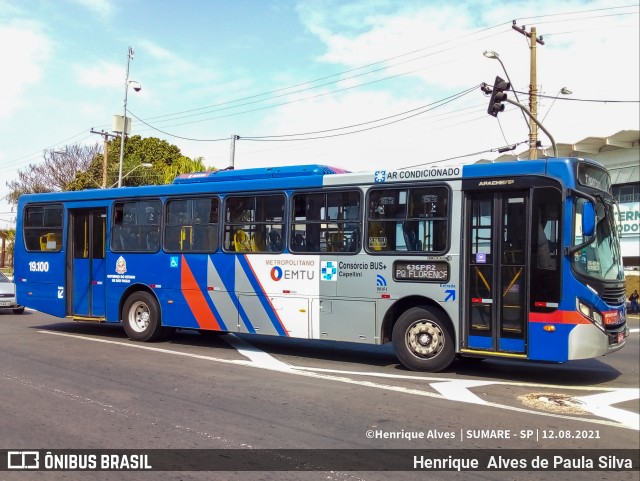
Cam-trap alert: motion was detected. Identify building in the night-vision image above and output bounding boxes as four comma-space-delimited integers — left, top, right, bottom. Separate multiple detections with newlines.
491, 130, 640, 268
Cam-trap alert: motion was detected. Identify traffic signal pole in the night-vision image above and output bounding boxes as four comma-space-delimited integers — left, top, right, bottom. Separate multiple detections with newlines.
481, 82, 557, 157
503, 97, 557, 157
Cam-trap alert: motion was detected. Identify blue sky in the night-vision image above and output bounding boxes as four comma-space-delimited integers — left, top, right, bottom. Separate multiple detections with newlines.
1, 0, 639, 228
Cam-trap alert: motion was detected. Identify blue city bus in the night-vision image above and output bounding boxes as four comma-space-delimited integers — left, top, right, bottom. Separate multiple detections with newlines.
14, 157, 628, 371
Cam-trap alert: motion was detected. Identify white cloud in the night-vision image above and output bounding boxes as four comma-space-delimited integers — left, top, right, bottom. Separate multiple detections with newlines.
70, 0, 113, 17
74, 61, 124, 89
0, 20, 53, 119
284, 0, 640, 167
138, 39, 218, 83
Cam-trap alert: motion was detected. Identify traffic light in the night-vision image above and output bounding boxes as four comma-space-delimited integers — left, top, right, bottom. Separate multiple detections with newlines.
487, 76, 511, 117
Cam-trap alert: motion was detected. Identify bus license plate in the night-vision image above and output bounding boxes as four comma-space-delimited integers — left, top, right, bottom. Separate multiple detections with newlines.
0, 301, 10, 307
617, 332, 624, 344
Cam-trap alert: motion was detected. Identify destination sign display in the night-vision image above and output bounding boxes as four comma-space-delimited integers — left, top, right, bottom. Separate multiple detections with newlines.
393, 260, 449, 283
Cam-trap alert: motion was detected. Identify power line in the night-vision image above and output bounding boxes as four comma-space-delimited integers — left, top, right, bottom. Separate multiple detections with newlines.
510, 90, 639, 103
516, 4, 638, 22
241, 86, 478, 142
399, 140, 529, 169
131, 37, 501, 136
0, 130, 94, 173
5, 6, 638, 169
137, 85, 477, 144
140, 23, 512, 124
127, 112, 230, 142
142, 6, 638, 126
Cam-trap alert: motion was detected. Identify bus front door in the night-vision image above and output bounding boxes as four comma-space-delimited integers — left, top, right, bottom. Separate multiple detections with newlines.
68, 209, 107, 318
464, 192, 528, 355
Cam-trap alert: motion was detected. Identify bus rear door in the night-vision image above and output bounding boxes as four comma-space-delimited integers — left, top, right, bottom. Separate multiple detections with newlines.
67, 209, 107, 318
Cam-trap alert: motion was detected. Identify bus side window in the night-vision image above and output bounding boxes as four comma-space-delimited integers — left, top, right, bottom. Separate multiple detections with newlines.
23, 205, 64, 252
367, 186, 448, 254
224, 194, 285, 253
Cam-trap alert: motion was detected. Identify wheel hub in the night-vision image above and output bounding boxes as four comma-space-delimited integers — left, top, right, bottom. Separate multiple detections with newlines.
407, 321, 443, 358
417, 333, 431, 346
129, 301, 150, 332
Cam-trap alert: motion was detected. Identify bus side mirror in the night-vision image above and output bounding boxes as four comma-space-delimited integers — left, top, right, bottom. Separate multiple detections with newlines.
582, 201, 596, 237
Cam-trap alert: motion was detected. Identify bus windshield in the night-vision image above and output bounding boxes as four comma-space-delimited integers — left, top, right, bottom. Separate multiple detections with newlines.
572, 196, 624, 281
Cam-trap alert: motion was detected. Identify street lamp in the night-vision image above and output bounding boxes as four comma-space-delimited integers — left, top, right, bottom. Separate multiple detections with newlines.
110, 163, 152, 188
541, 87, 572, 123
116, 46, 142, 188
483, 50, 530, 129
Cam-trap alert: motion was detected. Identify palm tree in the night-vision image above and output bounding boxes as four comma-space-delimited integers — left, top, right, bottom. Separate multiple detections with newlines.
0, 229, 15, 269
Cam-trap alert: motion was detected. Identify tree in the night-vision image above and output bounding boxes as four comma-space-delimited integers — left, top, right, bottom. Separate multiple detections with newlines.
6, 144, 101, 203
69, 135, 213, 190
0, 229, 15, 268
161, 156, 208, 184
7, 136, 215, 202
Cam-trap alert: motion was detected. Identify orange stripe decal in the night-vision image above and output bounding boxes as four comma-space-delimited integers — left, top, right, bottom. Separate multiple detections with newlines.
181, 255, 220, 330
529, 311, 591, 325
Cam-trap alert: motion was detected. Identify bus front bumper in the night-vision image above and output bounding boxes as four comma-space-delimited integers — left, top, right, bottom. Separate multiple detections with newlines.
568, 323, 628, 360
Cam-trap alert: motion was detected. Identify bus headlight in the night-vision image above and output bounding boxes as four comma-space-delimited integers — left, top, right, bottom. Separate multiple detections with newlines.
592, 311, 603, 325
576, 298, 603, 326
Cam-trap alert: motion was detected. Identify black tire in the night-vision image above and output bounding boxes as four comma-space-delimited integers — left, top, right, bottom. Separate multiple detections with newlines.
392, 306, 455, 372
13, 306, 25, 314
122, 291, 165, 342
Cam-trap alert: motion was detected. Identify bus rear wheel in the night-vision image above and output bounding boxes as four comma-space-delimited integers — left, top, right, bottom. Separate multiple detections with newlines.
122, 291, 165, 342
393, 306, 454, 372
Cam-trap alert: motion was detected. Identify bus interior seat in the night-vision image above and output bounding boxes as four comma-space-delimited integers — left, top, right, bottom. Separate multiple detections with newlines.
252, 230, 266, 252
234, 229, 252, 252
39, 232, 60, 251
346, 227, 360, 252
267, 230, 283, 251
145, 230, 159, 250
403, 228, 422, 251
292, 233, 305, 250
327, 232, 343, 252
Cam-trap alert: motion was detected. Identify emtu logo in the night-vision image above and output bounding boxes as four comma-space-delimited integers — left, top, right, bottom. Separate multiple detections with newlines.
270, 266, 283, 281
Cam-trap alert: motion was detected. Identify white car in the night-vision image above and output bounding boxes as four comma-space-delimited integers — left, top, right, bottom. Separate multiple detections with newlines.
0, 271, 24, 314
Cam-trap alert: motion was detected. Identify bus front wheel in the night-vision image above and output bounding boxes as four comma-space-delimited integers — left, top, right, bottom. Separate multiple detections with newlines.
392, 306, 455, 372
122, 291, 165, 342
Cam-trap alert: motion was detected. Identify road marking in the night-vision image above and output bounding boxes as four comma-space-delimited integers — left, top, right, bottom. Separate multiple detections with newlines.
38, 330, 639, 430
573, 389, 640, 430
430, 380, 495, 405
223, 333, 293, 372
292, 366, 628, 392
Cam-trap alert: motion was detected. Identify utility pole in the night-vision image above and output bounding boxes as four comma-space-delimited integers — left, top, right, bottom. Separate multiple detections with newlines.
90, 129, 117, 188
512, 22, 545, 159
229, 135, 239, 170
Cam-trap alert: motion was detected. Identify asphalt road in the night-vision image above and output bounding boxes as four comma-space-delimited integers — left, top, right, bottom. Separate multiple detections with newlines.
0, 310, 638, 481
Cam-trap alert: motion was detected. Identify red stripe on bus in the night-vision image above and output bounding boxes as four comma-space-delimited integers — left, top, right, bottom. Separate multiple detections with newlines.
529, 311, 591, 325
181, 255, 220, 330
